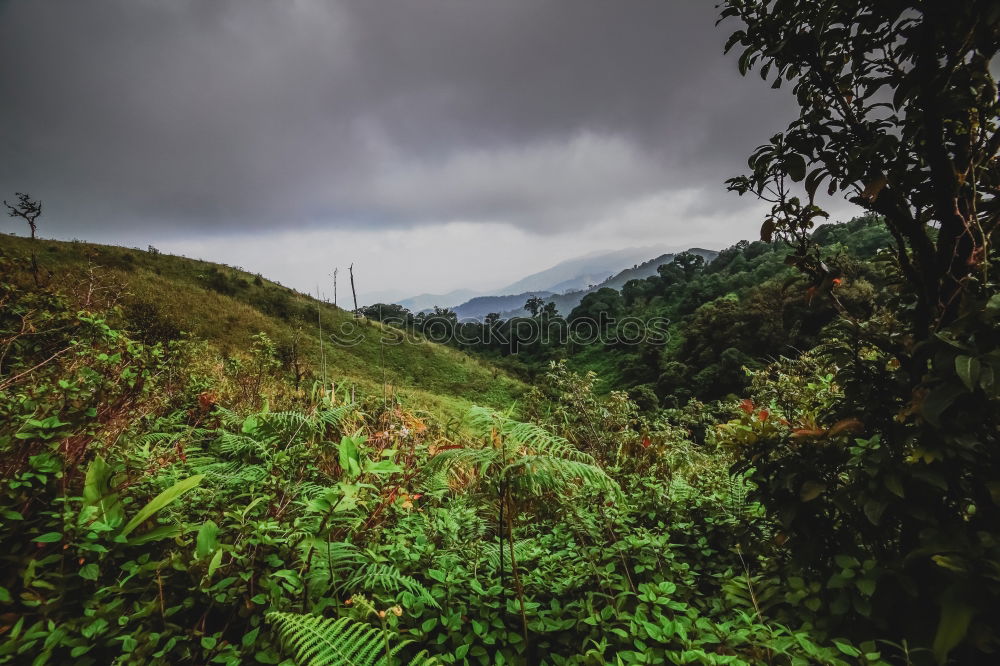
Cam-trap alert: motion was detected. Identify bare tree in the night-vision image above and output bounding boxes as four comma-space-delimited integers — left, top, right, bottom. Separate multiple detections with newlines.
4, 192, 43, 284
331, 267, 338, 308
349, 263, 358, 315
4, 192, 42, 239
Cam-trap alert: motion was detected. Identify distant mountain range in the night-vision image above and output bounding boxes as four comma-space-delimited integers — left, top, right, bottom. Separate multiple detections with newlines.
450, 248, 718, 320
394, 246, 718, 321
394, 247, 667, 313
495, 246, 670, 295
396, 289, 481, 313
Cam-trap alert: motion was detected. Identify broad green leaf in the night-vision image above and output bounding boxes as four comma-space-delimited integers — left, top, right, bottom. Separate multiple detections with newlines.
955, 355, 980, 392
242, 627, 260, 648
127, 524, 183, 545
785, 153, 807, 182
208, 548, 224, 580
856, 577, 876, 596
863, 499, 887, 525
364, 459, 403, 476
120, 475, 204, 537
196, 520, 220, 558
833, 641, 861, 657
884, 474, 905, 498
82, 456, 123, 528
933, 594, 974, 664
979, 364, 995, 394
834, 554, 860, 569
921, 383, 965, 427
338, 437, 360, 479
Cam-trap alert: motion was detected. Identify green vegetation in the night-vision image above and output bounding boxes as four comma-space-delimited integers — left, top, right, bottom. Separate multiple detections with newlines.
1, 0, 998, 664
0, 234, 522, 420
0, 259, 883, 663
362, 216, 893, 403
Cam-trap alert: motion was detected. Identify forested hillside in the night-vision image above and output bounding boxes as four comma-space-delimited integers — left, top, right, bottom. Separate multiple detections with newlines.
362, 216, 890, 400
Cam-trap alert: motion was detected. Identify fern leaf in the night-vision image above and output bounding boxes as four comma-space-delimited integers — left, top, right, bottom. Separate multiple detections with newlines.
342, 564, 439, 609
317, 404, 357, 430
506, 456, 623, 500
267, 612, 410, 666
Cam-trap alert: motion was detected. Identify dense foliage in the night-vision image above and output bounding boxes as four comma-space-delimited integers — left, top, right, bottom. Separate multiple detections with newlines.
2, 1, 997, 664
2, 253, 893, 664
365, 216, 892, 404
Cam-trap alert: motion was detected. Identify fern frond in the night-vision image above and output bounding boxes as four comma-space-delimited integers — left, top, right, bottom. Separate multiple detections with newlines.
266, 612, 434, 666
419, 467, 454, 497
317, 404, 357, 430
217, 431, 275, 458
193, 460, 268, 485
506, 456, 623, 500
263, 410, 319, 439
298, 482, 331, 500
342, 564, 439, 609
135, 431, 186, 447
214, 406, 245, 430
481, 538, 538, 571
724, 474, 752, 518
501, 420, 595, 463
422, 500, 487, 547
721, 572, 782, 617
299, 540, 366, 571
466, 407, 593, 462
668, 477, 697, 504
302, 541, 366, 593
424, 447, 500, 483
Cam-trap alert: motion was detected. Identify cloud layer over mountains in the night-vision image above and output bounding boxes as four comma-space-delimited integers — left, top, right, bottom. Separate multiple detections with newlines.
1, 0, 793, 235
0, 1, 838, 296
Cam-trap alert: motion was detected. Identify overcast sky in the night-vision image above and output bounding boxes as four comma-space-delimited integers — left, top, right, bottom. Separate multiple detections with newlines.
0, 0, 855, 302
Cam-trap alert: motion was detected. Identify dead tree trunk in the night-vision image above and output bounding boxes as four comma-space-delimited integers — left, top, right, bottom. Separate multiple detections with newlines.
349, 263, 358, 315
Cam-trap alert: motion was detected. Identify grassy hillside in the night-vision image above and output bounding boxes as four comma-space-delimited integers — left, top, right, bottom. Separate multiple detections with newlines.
0, 233, 523, 418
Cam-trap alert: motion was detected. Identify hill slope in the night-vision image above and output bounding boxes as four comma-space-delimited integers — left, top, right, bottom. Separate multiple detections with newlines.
0, 234, 523, 417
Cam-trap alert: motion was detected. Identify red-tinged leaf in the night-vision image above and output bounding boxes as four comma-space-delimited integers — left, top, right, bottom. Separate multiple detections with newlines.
828, 418, 864, 437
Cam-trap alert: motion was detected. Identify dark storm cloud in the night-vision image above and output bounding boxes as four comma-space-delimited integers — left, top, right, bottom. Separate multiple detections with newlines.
0, 0, 793, 238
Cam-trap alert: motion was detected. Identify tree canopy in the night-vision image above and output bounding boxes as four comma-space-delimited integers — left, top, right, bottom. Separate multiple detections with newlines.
721, 0, 1000, 332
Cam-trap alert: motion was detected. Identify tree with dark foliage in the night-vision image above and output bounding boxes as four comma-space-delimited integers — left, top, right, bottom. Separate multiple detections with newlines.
721, 1, 1000, 661
722, 0, 999, 334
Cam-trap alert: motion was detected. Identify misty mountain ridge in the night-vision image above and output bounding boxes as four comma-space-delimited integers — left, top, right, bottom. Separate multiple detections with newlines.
496, 246, 670, 295
449, 247, 718, 321
394, 246, 675, 313
396, 288, 482, 312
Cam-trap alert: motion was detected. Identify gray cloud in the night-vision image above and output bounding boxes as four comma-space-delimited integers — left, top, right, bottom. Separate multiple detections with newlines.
0, 0, 795, 239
